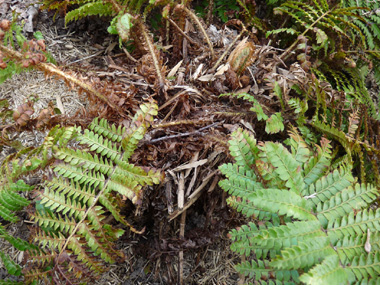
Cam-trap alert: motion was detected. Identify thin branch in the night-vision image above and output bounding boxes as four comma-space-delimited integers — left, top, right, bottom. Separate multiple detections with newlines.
168, 18, 199, 47
137, 19, 166, 90
147, 122, 220, 143
122, 47, 137, 62
169, 170, 218, 221
182, 6, 215, 59
0, 44, 117, 109
152, 118, 213, 129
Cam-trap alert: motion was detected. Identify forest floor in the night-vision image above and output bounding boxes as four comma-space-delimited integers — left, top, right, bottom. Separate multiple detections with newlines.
0, 0, 253, 284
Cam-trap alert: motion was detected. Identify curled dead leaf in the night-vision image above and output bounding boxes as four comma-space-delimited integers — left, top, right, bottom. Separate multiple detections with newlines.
227, 37, 256, 74
13, 101, 34, 126
36, 39, 46, 51
36, 108, 52, 129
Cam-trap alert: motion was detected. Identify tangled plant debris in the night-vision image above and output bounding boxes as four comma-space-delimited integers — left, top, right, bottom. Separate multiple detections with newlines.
0, 0, 380, 284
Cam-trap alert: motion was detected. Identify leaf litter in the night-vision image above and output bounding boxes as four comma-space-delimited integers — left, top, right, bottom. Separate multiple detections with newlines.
0, 1, 327, 284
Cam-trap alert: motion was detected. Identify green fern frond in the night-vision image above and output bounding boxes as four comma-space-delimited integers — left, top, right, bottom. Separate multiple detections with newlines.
26, 102, 162, 283
299, 254, 347, 284
0, 127, 70, 279
266, 27, 299, 37
65, 2, 115, 24
122, 101, 158, 160
265, 112, 285, 134
302, 137, 332, 187
220, 127, 380, 283
287, 128, 311, 164
346, 253, 380, 281
236, 259, 300, 282
79, 130, 122, 160
262, 142, 304, 194
219, 163, 262, 196
303, 167, 355, 206
228, 128, 259, 170
316, 184, 378, 227
271, 237, 336, 270
0, 252, 21, 276
230, 238, 279, 258
229, 222, 259, 242
311, 120, 354, 156
328, 209, 380, 241
253, 220, 324, 251
89, 117, 125, 142
226, 196, 275, 221
248, 188, 316, 221
336, 233, 380, 264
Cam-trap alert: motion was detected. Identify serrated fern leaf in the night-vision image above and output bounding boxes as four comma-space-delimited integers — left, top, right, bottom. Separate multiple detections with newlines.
336, 233, 380, 265
311, 120, 354, 156
253, 220, 324, 251
248, 188, 316, 221
228, 128, 259, 170
271, 237, 336, 270
221, 125, 380, 283
0, 252, 21, 276
219, 163, 262, 197
328, 209, 380, 241
46, 177, 96, 206
122, 102, 158, 160
236, 259, 299, 282
226, 196, 275, 221
304, 167, 354, 206
53, 164, 105, 189
346, 253, 380, 281
287, 128, 311, 164
79, 130, 122, 160
299, 254, 347, 284
54, 148, 113, 175
88, 117, 125, 143
265, 112, 285, 134
263, 142, 304, 194
229, 222, 259, 242
65, 2, 115, 24
317, 184, 378, 227
302, 137, 332, 187
27, 102, 162, 283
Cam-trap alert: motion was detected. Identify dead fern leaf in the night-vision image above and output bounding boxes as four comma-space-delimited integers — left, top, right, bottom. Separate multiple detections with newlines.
13, 101, 34, 127
227, 38, 255, 74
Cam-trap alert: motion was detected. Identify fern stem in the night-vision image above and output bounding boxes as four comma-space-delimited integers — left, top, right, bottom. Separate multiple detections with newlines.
182, 6, 215, 59
106, 0, 122, 13
280, 9, 331, 61
137, 19, 166, 91
0, 44, 117, 109
122, 47, 137, 62
152, 118, 213, 128
168, 18, 199, 47
206, 0, 214, 25
178, 211, 186, 285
